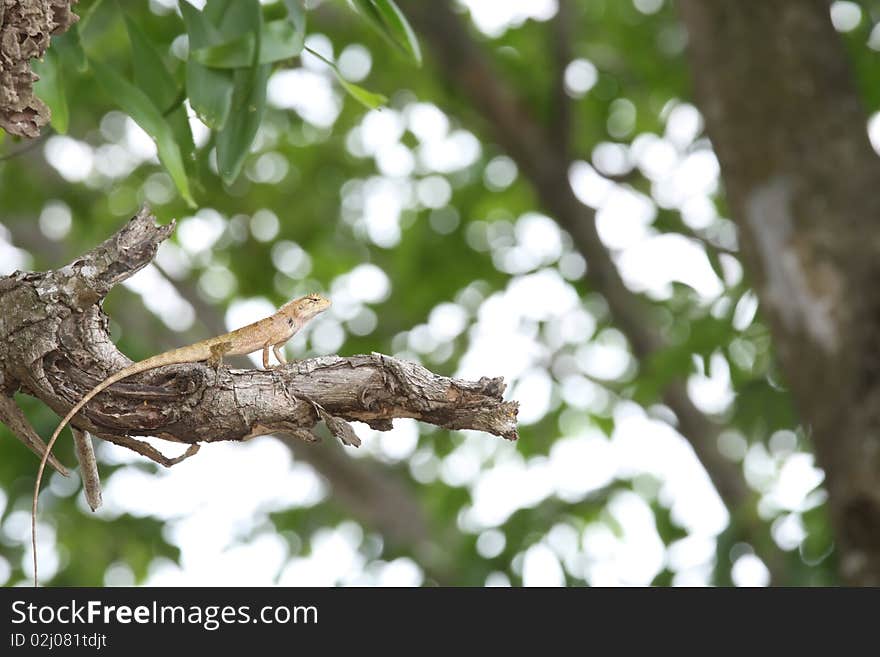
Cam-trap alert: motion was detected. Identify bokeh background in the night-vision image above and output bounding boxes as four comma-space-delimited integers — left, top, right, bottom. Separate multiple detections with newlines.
2, 0, 876, 586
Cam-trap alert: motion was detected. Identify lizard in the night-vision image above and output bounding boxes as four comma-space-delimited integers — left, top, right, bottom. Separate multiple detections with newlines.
31, 292, 331, 586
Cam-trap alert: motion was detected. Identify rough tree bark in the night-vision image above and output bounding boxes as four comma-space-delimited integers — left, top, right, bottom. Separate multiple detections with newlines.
0, 0, 77, 137
407, 0, 788, 581
678, 0, 880, 585
0, 208, 518, 504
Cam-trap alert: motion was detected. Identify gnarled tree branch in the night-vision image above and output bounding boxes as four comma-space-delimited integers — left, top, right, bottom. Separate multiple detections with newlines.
0, 208, 518, 481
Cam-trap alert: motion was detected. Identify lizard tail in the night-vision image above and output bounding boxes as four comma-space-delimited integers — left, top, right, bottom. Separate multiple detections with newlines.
31, 358, 164, 587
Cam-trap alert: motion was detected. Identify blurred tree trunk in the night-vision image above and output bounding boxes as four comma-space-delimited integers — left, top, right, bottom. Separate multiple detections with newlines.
679, 0, 880, 585
408, 0, 790, 583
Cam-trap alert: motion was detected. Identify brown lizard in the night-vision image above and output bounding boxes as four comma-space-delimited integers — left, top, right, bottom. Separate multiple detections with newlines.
32, 292, 331, 586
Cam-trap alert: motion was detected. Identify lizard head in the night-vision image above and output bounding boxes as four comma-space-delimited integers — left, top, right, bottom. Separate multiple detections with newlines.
280, 293, 331, 328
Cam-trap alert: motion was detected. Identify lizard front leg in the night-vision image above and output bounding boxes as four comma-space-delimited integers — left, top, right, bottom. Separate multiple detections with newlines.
273, 344, 287, 367
262, 345, 271, 369
208, 341, 232, 371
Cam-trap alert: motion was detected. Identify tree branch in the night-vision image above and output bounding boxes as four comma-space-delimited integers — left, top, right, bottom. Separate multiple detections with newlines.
0, 207, 517, 469
150, 260, 445, 568
549, 0, 573, 156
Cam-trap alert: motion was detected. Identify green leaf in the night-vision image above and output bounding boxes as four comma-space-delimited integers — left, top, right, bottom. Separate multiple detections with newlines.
215, 63, 270, 185
123, 15, 195, 171
207, 0, 261, 40
180, 0, 224, 50
348, 0, 421, 66
192, 19, 304, 68
282, 0, 307, 43
304, 46, 387, 110
180, 1, 234, 129
89, 57, 195, 207
52, 28, 87, 73
186, 61, 235, 129
123, 15, 179, 112
167, 104, 197, 174
213, 0, 266, 185
78, 0, 110, 39
33, 49, 68, 134
371, 0, 421, 66
338, 77, 388, 110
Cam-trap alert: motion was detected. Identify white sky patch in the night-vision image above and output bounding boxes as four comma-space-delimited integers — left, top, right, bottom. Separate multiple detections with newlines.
507, 269, 579, 321
122, 263, 195, 332
310, 317, 345, 355
593, 142, 632, 177
374, 419, 420, 462
564, 58, 598, 98
359, 109, 406, 156
457, 269, 576, 381
493, 213, 564, 275
458, 0, 558, 38
511, 368, 554, 424
343, 263, 391, 304
664, 103, 704, 149
868, 112, 880, 154
267, 69, 341, 128
301, 34, 334, 71
147, 532, 288, 586
466, 454, 556, 528
631, 133, 679, 181
279, 523, 366, 586
177, 208, 227, 256
271, 241, 312, 279
44, 136, 95, 182
358, 176, 411, 248
418, 130, 481, 174
522, 543, 565, 586
93, 143, 141, 179
617, 233, 724, 301
731, 553, 770, 587
338, 43, 372, 82
582, 491, 666, 585
185, 99, 211, 148
687, 351, 735, 415
377, 143, 416, 178
575, 329, 633, 381
612, 405, 728, 536
484, 155, 518, 190
595, 187, 656, 250
406, 102, 450, 143
549, 432, 616, 500
0, 230, 31, 274
428, 302, 468, 341
250, 209, 280, 242
121, 117, 158, 163
569, 161, 615, 208
95, 438, 328, 585
763, 453, 825, 513
666, 534, 716, 573
830, 1, 862, 32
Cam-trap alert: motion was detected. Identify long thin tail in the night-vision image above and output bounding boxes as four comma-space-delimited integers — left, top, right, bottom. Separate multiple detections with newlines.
31, 356, 167, 586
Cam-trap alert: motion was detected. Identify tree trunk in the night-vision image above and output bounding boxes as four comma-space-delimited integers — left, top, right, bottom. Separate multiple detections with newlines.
679, 0, 880, 585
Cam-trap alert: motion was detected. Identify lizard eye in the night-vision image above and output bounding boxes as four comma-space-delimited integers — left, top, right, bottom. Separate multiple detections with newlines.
287, 317, 294, 327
